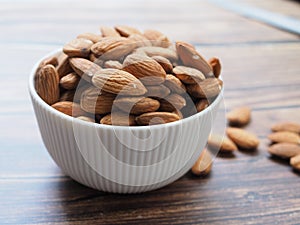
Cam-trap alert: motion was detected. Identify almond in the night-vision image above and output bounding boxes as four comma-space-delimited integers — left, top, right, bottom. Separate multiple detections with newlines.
114, 97, 160, 115
208, 57, 221, 78
176, 41, 213, 77
143, 29, 171, 48
290, 154, 300, 171
135, 46, 178, 62
271, 122, 300, 134
187, 78, 221, 98
115, 25, 142, 37
69, 58, 102, 82
191, 148, 212, 176
76, 116, 95, 123
92, 68, 147, 95
100, 112, 136, 126
208, 134, 238, 152
268, 143, 300, 159
146, 84, 171, 98
100, 26, 121, 37
56, 52, 73, 78
128, 34, 152, 47
164, 74, 186, 94
195, 99, 209, 112
35, 64, 60, 105
104, 60, 123, 69
80, 87, 116, 114
37, 56, 58, 73
60, 90, 75, 102
59, 72, 80, 90
159, 94, 186, 111
268, 131, 300, 144
151, 56, 173, 73
136, 112, 180, 125
77, 33, 102, 43
51, 101, 85, 117
123, 54, 166, 85
226, 127, 260, 150
226, 106, 251, 127
63, 38, 93, 57
173, 66, 205, 84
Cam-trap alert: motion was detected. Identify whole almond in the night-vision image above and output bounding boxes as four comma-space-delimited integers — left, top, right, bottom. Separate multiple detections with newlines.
271, 122, 300, 134
115, 25, 142, 37
191, 149, 212, 176
134, 46, 178, 62
100, 26, 121, 37
173, 66, 205, 84
35, 64, 60, 105
128, 34, 152, 47
187, 78, 221, 98
268, 131, 300, 144
159, 94, 186, 111
92, 68, 147, 95
51, 101, 85, 117
114, 97, 160, 115
176, 41, 213, 77
63, 38, 93, 57
123, 54, 166, 85
100, 112, 136, 126
80, 87, 116, 114
56, 52, 73, 78
143, 29, 171, 47
136, 112, 180, 125
268, 143, 300, 159
76, 116, 95, 123
59, 72, 80, 90
195, 99, 209, 112
226, 127, 260, 150
77, 33, 102, 43
151, 56, 173, 73
146, 84, 171, 98
290, 154, 300, 171
69, 58, 102, 82
226, 106, 251, 127
104, 60, 123, 69
208, 134, 238, 152
36, 56, 58, 73
208, 57, 222, 78
164, 74, 186, 94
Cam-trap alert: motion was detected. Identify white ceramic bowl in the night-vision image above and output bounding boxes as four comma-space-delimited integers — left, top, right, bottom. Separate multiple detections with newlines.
29, 49, 223, 193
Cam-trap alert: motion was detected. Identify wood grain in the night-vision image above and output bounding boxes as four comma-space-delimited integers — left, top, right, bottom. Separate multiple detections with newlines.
1, 0, 300, 224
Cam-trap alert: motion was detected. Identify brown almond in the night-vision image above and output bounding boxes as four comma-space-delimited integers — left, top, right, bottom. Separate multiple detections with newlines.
226, 106, 251, 127
100, 26, 121, 37
59, 72, 80, 90
35, 64, 60, 105
36, 56, 58, 73
76, 116, 95, 123
208, 57, 222, 78
59, 90, 75, 102
128, 34, 152, 47
164, 74, 186, 94
104, 60, 123, 69
187, 78, 221, 98
271, 122, 300, 134
268, 131, 300, 144
172, 109, 183, 119
159, 94, 186, 111
63, 38, 93, 57
268, 143, 300, 159
100, 112, 136, 126
69, 58, 102, 82
92, 68, 147, 96
136, 112, 180, 125
77, 33, 102, 43
51, 101, 85, 117
80, 87, 115, 114
135, 46, 178, 62
56, 52, 73, 78
114, 97, 160, 115
208, 134, 238, 152
146, 84, 171, 98
191, 149, 212, 176
151, 56, 173, 73
115, 25, 142, 37
290, 154, 300, 171
173, 66, 205, 84
143, 29, 171, 48
176, 41, 213, 77
195, 99, 209, 112
123, 54, 166, 85
226, 127, 260, 150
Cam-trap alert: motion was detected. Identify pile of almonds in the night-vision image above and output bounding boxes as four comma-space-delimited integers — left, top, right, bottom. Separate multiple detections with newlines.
35, 25, 223, 126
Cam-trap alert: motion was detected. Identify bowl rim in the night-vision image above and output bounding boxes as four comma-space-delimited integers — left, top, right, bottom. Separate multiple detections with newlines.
29, 48, 224, 131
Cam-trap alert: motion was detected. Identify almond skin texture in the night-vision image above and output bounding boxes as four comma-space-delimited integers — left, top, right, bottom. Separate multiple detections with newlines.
195, 99, 209, 112
134, 46, 178, 62
56, 52, 73, 78
114, 97, 160, 115
59, 72, 80, 90
173, 66, 205, 84
268, 131, 300, 144
151, 56, 173, 73
51, 101, 85, 117
208, 57, 222, 78
123, 54, 166, 85
290, 154, 300, 171
100, 113, 136, 126
115, 25, 142, 37
100, 26, 121, 37
191, 149, 212, 176
63, 38, 93, 57
146, 84, 171, 98
159, 94, 186, 112
128, 34, 152, 47
104, 60, 123, 69
136, 112, 180, 125
227, 106, 251, 127
268, 143, 300, 159
164, 74, 186, 94
226, 127, 260, 150
77, 33, 102, 43
92, 68, 147, 96
271, 122, 300, 134
35, 64, 60, 105
208, 135, 238, 152
143, 29, 171, 47
176, 41, 213, 77
69, 58, 102, 82
187, 78, 221, 98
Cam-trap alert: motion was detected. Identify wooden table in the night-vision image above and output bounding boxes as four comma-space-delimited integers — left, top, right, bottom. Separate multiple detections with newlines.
1, 0, 300, 224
